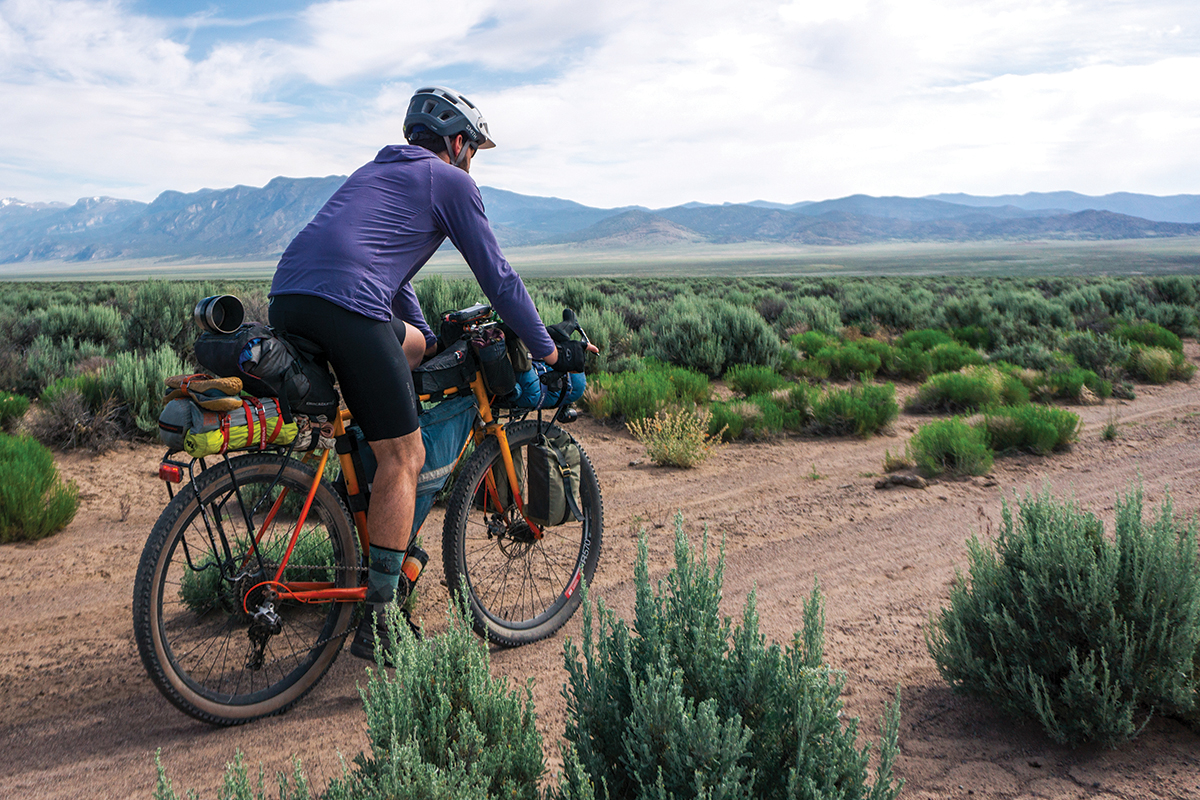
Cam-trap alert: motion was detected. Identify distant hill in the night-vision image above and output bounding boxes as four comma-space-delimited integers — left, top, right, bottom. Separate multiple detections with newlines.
1, 180, 1198, 264
925, 191, 1200, 224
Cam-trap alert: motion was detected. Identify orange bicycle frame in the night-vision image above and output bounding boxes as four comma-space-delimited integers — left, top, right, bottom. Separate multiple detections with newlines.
254, 367, 538, 605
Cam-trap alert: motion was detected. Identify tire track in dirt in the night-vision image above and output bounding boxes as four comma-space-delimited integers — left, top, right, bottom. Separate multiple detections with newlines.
3, 379, 1200, 798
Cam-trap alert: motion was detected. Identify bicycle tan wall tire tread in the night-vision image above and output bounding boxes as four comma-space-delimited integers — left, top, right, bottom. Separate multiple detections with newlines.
132, 454, 358, 726
442, 420, 603, 646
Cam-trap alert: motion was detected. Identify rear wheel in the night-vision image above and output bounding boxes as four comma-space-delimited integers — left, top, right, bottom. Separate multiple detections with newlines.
133, 454, 358, 725
442, 420, 603, 646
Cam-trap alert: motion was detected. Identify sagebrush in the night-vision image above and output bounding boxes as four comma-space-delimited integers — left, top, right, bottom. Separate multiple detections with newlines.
928, 485, 1200, 746
557, 515, 902, 800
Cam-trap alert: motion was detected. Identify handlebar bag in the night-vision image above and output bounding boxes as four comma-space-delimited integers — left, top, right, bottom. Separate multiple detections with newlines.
413, 340, 473, 396
158, 396, 298, 457
526, 429, 583, 527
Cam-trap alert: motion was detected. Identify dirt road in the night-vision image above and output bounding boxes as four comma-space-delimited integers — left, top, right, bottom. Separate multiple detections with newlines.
2, 371, 1200, 799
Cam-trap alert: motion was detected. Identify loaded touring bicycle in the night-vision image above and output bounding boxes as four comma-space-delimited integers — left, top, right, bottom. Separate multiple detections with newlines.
134, 296, 603, 725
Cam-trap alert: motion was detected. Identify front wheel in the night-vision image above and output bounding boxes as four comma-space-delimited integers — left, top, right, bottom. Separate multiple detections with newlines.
443, 420, 603, 646
133, 453, 359, 725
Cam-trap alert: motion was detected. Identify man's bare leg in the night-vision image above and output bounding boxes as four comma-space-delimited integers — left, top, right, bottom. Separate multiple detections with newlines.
350, 426, 425, 660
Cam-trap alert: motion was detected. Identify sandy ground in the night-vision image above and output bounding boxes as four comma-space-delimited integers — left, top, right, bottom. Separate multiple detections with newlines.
3, 358, 1200, 799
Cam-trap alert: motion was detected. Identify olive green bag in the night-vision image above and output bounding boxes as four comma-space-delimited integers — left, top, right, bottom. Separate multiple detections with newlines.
526, 429, 583, 527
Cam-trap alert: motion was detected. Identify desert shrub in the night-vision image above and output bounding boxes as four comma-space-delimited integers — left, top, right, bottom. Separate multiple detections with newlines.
155, 595, 545, 799
882, 449, 914, 473
22, 334, 110, 394
99, 344, 185, 435
776, 295, 842, 335
906, 418, 993, 477
627, 407, 724, 468
40, 373, 105, 409
707, 401, 747, 441
124, 280, 211, 360
0, 391, 29, 430
808, 382, 898, 438
725, 363, 786, 396
557, 518, 902, 800
977, 405, 1080, 455
414, 275, 482, 329
179, 530, 338, 614
853, 337, 895, 371
810, 343, 882, 380
1151, 275, 1199, 307
30, 389, 120, 452
648, 296, 781, 376
907, 365, 1028, 414
889, 344, 933, 381
30, 303, 123, 348
842, 282, 933, 331
1131, 301, 1199, 338
791, 330, 836, 356
708, 395, 785, 442
952, 325, 992, 350
577, 306, 638, 374
653, 362, 711, 404
586, 364, 708, 422
987, 341, 1069, 372
1112, 321, 1182, 353
927, 486, 1200, 746
1123, 345, 1190, 386
1041, 367, 1112, 402
1061, 331, 1131, 379
0, 434, 79, 542
927, 342, 984, 374
896, 328, 954, 351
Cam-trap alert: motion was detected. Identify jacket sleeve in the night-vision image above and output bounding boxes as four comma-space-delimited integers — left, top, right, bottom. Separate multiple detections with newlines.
430, 169, 556, 360
391, 282, 437, 348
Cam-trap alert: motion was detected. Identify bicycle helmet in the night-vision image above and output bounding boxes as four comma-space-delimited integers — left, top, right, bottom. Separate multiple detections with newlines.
404, 86, 497, 151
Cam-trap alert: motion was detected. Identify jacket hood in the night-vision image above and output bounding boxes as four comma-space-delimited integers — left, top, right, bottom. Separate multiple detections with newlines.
374, 144, 439, 164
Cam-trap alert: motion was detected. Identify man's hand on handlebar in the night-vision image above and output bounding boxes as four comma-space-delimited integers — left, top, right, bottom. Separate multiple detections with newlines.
542, 308, 598, 373
546, 340, 595, 373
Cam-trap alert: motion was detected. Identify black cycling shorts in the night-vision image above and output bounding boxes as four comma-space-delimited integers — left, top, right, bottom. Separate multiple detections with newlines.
268, 293, 420, 441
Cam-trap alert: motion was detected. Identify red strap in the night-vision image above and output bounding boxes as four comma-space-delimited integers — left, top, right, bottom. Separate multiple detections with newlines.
242, 400, 256, 449
266, 398, 284, 443
219, 415, 231, 454
253, 399, 268, 449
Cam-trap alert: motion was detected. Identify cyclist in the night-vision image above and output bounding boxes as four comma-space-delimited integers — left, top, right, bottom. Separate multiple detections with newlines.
267, 85, 592, 662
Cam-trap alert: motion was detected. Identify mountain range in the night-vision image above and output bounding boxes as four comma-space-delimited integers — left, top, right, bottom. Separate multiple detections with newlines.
2, 181, 1198, 264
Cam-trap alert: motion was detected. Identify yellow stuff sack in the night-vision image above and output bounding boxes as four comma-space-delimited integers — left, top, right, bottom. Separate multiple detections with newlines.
160, 396, 297, 457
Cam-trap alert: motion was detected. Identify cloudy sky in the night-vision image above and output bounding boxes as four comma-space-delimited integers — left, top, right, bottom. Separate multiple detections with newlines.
2, 0, 1198, 208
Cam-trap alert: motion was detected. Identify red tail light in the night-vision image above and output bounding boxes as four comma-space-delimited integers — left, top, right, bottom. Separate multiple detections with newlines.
158, 463, 183, 483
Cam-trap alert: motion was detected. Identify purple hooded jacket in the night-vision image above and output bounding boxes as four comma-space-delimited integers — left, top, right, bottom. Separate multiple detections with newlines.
270, 145, 554, 359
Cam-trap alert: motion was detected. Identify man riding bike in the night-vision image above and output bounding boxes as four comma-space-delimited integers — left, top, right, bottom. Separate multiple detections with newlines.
268, 85, 592, 662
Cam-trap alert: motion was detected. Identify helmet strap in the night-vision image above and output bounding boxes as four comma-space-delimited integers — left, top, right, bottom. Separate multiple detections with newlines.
444, 135, 472, 168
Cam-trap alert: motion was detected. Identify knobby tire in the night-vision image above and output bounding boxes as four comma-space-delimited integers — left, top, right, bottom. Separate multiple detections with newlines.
133, 453, 358, 726
442, 420, 603, 646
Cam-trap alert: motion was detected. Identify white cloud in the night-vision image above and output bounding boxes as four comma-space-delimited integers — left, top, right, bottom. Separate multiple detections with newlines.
1, 0, 1199, 206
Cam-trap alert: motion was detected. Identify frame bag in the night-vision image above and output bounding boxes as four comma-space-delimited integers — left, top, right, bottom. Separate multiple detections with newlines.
335, 395, 477, 536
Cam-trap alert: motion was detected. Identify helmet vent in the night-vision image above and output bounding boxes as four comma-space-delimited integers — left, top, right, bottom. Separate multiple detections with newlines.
438, 111, 455, 121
